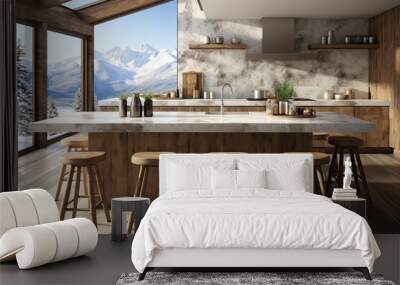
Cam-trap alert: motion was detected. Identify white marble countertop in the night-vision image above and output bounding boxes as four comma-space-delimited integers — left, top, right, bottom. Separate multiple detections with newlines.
30, 111, 375, 133
98, 98, 389, 107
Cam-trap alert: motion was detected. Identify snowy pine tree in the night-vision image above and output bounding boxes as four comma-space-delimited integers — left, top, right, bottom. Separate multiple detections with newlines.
74, 88, 82, 112
47, 100, 59, 118
16, 39, 33, 135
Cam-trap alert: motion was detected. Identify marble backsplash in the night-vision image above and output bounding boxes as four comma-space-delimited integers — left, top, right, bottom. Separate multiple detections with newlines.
178, 0, 370, 99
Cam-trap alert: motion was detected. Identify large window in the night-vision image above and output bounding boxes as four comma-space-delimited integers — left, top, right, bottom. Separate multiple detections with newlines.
47, 31, 82, 138
94, 0, 177, 106
16, 24, 34, 151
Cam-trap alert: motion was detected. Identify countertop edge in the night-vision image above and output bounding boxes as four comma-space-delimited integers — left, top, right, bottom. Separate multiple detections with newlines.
97, 98, 390, 107
30, 111, 375, 133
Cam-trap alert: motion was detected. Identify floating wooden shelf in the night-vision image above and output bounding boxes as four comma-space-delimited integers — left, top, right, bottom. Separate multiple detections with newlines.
189, 43, 247, 50
308, 44, 379, 50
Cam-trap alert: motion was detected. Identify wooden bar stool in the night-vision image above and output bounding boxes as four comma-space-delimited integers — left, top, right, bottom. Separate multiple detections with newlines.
313, 152, 330, 196
130, 152, 173, 198
286, 152, 330, 196
325, 136, 371, 202
59, 151, 111, 227
55, 136, 89, 201
127, 152, 171, 234
312, 132, 329, 148
61, 136, 89, 151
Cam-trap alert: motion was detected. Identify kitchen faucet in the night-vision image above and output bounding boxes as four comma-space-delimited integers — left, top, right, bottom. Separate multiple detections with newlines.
221, 83, 233, 115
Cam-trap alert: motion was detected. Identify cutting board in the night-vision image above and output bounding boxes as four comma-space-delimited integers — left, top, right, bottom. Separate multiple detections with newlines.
182, 72, 203, 98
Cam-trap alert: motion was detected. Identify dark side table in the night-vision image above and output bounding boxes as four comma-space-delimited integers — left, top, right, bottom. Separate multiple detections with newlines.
331, 197, 366, 219
111, 197, 150, 242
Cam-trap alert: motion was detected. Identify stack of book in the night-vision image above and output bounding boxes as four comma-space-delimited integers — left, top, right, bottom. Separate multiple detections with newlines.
332, 188, 358, 200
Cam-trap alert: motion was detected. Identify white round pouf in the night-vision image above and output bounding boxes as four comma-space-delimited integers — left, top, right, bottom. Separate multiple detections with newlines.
65, 218, 98, 257
0, 190, 98, 269
0, 218, 97, 269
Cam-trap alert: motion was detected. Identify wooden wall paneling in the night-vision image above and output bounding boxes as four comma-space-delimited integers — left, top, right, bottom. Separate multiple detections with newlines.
16, 2, 93, 37
77, 0, 171, 24
33, 23, 48, 148
369, 5, 400, 156
18, 0, 70, 8
395, 8, 400, 157
39, 0, 70, 8
82, 34, 95, 111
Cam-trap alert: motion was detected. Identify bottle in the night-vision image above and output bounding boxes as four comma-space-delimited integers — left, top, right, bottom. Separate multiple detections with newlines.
321, 36, 327, 45
266, 99, 273, 115
144, 97, 153, 117
130, 94, 142, 117
327, 30, 335, 45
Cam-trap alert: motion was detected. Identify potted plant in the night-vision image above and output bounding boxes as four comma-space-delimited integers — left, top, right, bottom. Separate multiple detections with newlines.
274, 81, 294, 115
117, 93, 129, 117
142, 93, 154, 117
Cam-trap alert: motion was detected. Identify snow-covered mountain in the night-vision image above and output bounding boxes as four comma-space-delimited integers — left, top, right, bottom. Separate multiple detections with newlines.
47, 44, 177, 103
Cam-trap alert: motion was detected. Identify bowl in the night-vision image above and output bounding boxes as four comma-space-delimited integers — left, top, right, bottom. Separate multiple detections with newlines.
334, 93, 345, 100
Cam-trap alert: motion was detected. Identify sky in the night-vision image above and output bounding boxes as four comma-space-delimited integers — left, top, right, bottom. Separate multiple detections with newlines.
48, 31, 82, 63
95, 0, 177, 53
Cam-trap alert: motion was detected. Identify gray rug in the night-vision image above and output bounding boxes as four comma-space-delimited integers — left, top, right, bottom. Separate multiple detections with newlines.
116, 272, 396, 285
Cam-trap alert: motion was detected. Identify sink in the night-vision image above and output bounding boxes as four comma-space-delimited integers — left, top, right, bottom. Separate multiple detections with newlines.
205, 112, 250, 115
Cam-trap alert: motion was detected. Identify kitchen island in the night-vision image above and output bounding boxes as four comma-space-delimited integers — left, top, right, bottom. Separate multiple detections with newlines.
98, 99, 390, 150
31, 111, 375, 200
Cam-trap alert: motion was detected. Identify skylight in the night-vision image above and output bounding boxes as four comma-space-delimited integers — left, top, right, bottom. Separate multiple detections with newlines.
62, 0, 107, 10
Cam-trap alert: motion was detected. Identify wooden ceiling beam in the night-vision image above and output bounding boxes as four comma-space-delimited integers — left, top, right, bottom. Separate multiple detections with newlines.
17, 3, 93, 37
17, 0, 70, 8
77, 0, 171, 24
40, 0, 70, 8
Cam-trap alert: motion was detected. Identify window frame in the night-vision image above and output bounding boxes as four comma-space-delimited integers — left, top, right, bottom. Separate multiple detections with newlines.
16, 21, 90, 156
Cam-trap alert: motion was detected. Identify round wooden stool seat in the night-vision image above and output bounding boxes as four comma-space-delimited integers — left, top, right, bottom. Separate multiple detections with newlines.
328, 136, 363, 147
312, 152, 330, 166
62, 151, 106, 166
131, 152, 172, 167
61, 137, 89, 149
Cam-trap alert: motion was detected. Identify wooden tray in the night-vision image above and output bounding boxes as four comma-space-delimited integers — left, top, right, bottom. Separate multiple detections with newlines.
272, 114, 316, 118
295, 114, 316, 118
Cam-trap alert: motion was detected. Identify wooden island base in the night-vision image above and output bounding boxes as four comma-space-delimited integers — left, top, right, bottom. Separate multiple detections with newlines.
89, 132, 312, 201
